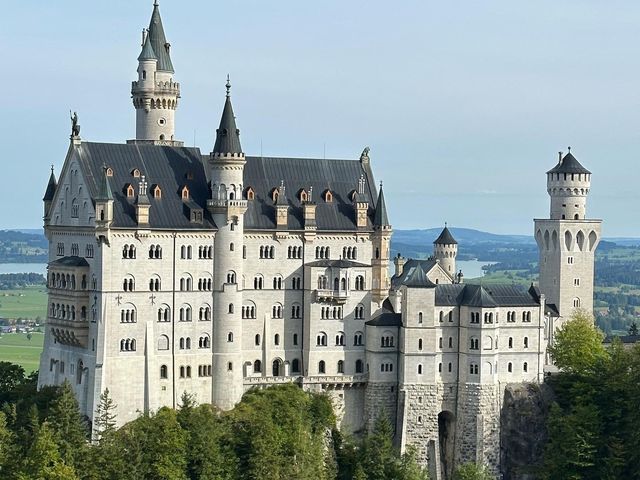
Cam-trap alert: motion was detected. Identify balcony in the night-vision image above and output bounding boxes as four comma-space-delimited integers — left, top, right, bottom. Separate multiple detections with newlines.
316, 289, 349, 304
48, 317, 89, 348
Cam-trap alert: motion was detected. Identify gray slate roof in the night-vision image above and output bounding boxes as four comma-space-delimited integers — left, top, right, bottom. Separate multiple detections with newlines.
76, 142, 215, 230
213, 95, 242, 155
72, 142, 384, 232
547, 152, 591, 175
43, 168, 57, 201
307, 259, 369, 268
138, 34, 157, 62
434, 283, 540, 307
366, 311, 402, 327
391, 258, 438, 289
373, 185, 390, 227
50, 256, 90, 267
147, 3, 174, 73
434, 226, 457, 245
242, 155, 379, 231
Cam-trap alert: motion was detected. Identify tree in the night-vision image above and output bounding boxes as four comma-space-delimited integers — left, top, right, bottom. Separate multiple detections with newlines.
453, 463, 494, 480
547, 309, 607, 374
46, 380, 88, 471
93, 388, 117, 439
361, 413, 396, 480
0, 362, 25, 405
628, 321, 638, 336
18, 421, 78, 480
0, 411, 18, 479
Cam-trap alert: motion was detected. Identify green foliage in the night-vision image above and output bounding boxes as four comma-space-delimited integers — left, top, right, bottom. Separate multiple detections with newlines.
629, 321, 639, 335
18, 421, 78, 480
93, 388, 117, 439
453, 463, 494, 480
547, 309, 607, 374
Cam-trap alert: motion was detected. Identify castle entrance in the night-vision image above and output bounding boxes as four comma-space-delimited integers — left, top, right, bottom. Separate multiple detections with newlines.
438, 411, 456, 480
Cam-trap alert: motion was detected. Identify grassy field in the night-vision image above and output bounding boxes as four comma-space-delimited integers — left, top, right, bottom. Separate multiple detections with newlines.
0, 332, 44, 373
0, 285, 47, 320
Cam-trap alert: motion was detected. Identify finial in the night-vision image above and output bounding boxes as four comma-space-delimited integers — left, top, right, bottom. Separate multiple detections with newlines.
379, 180, 383, 189
50, 164, 54, 174
445, 221, 448, 227
154, 0, 159, 6
309, 186, 313, 201
225, 75, 231, 98
567, 146, 571, 153
139, 175, 148, 196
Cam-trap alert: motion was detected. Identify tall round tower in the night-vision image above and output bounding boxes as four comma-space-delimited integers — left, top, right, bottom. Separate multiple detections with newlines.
547, 149, 592, 220
433, 225, 458, 278
131, 1, 181, 144
208, 79, 247, 410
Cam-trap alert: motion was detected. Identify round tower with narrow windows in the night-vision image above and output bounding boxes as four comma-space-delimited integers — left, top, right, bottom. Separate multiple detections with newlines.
547, 150, 592, 220
433, 225, 458, 278
130, 2, 181, 144
208, 79, 247, 410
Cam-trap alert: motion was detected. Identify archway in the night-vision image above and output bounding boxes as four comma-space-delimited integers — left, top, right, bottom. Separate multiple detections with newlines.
438, 411, 456, 480
272, 359, 282, 377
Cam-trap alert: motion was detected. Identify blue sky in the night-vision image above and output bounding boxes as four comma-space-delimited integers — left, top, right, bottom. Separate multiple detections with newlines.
2, 1, 639, 235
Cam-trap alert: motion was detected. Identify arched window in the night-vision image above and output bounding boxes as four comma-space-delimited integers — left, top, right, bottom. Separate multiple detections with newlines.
227, 332, 234, 342
469, 362, 479, 375
508, 337, 513, 349
418, 338, 423, 350
157, 335, 169, 351
337, 360, 344, 374
523, 362, 528, 372
291, 359, 300, 373
316, 332, 327, 346
355, 359, 363, 373
255, 334, 261, 346
160, 365, 168, 379
228, 303, 234, 314
418, 364, 423, 375
508, 362, 513, 373
524, 337, 529, 348
335, 332, 345, 346
318, 360, 326, 374
418, 312, 423, 324
274, 334, 280, 346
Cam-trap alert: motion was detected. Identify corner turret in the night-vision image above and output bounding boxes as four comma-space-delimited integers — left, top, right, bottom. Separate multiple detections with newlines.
371, 181, 392, 305
433, 224, 457, 277
43, 166, 57, 220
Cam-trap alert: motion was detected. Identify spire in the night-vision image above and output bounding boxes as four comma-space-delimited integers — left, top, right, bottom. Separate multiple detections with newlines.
138, 31, 157, 61
547, 150, 591, 175
213, 78, 242, 155
276, 180, 288, 205
147, 1, 173, 72
43, 165, 57, 201
434, 225, 457, 245
373, 182, 390, 227
136, 175, 150, 205
96, 166, 113, 201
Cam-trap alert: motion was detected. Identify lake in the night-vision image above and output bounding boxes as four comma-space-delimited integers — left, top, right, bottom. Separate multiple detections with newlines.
457, 260, 497, 279
0, 263, 48, 276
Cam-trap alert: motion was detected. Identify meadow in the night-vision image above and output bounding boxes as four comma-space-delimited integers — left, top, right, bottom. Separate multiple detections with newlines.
0, 332, 44, 373
0, 285, 47, 320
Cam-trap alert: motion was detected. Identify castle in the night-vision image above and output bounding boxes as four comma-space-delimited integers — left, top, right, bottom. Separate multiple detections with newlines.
37, 3, 601, 478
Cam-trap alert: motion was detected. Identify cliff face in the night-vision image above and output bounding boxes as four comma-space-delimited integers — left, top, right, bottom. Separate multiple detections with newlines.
500, 383, 555, 480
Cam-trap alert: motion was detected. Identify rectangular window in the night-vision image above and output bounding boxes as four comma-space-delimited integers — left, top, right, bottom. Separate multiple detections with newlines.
574, 278, 580, 286
567, 256, 574, 265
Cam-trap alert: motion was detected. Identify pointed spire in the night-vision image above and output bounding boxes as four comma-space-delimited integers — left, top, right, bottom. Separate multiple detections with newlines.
43, 165, 57, 201
147, 1, 173, 72
276, 180, 288, 205
434, 225, 457, 245
137, 175, 150, 205
213, 78, 242, 155
96, 165, 113, 201
138, 30, 157, 61
373, 181, 390, 227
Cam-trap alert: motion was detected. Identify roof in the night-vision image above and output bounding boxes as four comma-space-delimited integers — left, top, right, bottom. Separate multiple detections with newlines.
547, 152, 591, 175
96, 166, 113, 201
604, 334, 640, 345
433, 284, 540, 307
242, 155, 378, 231
49, 256, 90, 268
434, 226, 457, 245
391, 258, 438, 289
147, 2, 174, 73
138, 34, 157, 62
373, 185, 390, 227
213, 91, 242, 155
366, 311, 402, 327
306, 259, 369, 268
403, 264, 437, 288
43, 168, 57, 201
75, 142, 215, 229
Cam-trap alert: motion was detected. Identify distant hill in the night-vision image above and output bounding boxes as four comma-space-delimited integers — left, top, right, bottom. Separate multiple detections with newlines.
0, 230, 47, 263
393, 228, 535, 248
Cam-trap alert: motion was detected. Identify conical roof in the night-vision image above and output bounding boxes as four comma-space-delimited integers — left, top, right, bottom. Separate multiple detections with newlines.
147, 2, 174, 72
213, 82, 242, 155
403, 265, 437, 288
434, 226, 457, 245
547, 152, 591, 175
138, 34, 157, 62
96, 167, 113, 201
43, 167, 57, 201
373, 185, 390, 227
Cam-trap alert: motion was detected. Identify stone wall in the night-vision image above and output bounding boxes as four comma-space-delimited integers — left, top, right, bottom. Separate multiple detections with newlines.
364, 382, 397, 431
500, 383, 554, 480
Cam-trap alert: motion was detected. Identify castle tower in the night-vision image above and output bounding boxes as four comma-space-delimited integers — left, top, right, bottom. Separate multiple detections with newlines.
371, 182, 392, 305
534, 150, 602, 325
433, 225, 457, 278
130, 1, 181, 145
208, 78, 247, 410
43, 166, 57, 221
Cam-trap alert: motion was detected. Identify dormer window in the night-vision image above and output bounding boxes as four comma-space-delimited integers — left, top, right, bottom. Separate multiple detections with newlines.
323, 190, 333, 203
185, 172, 194, 180
131, 168, 141, 178
106, 167, 114, 177
271, 188, 279, 203
181, 186, 189, 200
125, 184, 135, 198
152, 185, 162, 199
246, 187, 255, 200
349, 190, 357, 201
298, 189, 308, 202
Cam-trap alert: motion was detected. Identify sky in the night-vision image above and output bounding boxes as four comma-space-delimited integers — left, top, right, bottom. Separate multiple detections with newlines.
1, 1, 639, 236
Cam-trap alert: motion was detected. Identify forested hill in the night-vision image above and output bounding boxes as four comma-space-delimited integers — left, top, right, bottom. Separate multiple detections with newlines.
0, 230, 47, 263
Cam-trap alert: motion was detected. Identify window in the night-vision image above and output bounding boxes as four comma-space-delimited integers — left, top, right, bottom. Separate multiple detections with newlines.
292, 359, 300, 373
228, 362, 233, 371
507, 311, 516, 323
418, 312, 423, 324
57, 242, 65, 256
381, 362, 393, 372
448, 311, 453, 322
123, 277, 135, 292
448, 337, 453, 348
353, 332, 363, 346
120, 338, 136, 352
573, 298, 581, 308
484, 312, 494, 324
85, 244, 94, 258
524, 337, 529, 348
381, 335, 394, 347
120, 307, 136, 323
574, 278, 580, 286
318, 360, 326, 374
287, 246, 302, 259
259, 245, 275, 259
469, 362, 479, 375
568, 256, 574, 265
335, 332, 345, 346
355, 304, 365, 320
274, 334, 280, 346
508, 362, 513, 373
228, 304, 234, 314
158, 305, 171, 322
355, 359, 363, 373
337, 360, 344, 374
122, 244, 136, 259
273, 276, 283, 289
255, 334, 261, 346
179, 306, 192, 322
293, 333, 298, 346
199, 306, 211, 321
242, 304, 256, 319
448, 362, 452, 372
227, 332, 234, 343
418, 338, 423, 350
523, 311, 532, 322
470, 312, 480, 324
439, 311, 444, 323
160, 365, 168, 379
470, 338, 479, 350
508, 337, 513, 349
418, 364, 423, 375
439, 337, 443, 349
254, 360, 262, 373
149, 277, 161, 291
226, 271, 236, 284
291, 276, 302, 290
198, 335, 210, 349
523, 362, 528, 373
354, 275, 365, 290
316, 332, 327, 346
254, 275, 264, 289
291, 304, 301, 319
272, 304, 283, 318
315, 246, 330, 259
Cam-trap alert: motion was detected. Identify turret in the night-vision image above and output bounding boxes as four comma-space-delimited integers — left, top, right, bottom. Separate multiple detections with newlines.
433, 225, 457, 277
135, 175, 151, 227
302, 187, 317, 231
547, 149, 592, 220
43, 166, 57, 220
372, 181, 392, 305
353, 174, 369, 229
275, 181, 288, 229
130, 1, 181, 145
208, 78, 247, 410
95, 166, 114, 227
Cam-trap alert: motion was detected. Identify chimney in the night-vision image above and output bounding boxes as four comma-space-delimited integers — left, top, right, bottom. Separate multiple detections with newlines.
275, 180, 288, 229
394, 253, 406, 277
354, 174, 369, 229
136, 176, 151, 227
303, 187, 317, 230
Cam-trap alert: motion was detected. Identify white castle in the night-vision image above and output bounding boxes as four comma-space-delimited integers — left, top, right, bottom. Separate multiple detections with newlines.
38, 3, 601, 478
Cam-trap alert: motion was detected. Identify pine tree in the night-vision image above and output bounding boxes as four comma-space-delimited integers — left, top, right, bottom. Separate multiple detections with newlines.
18, 421, 78, 480
628, 321, 638, 336
0, 411, 18, 479
93, 388, 117, 439
361, 413, 396, 480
